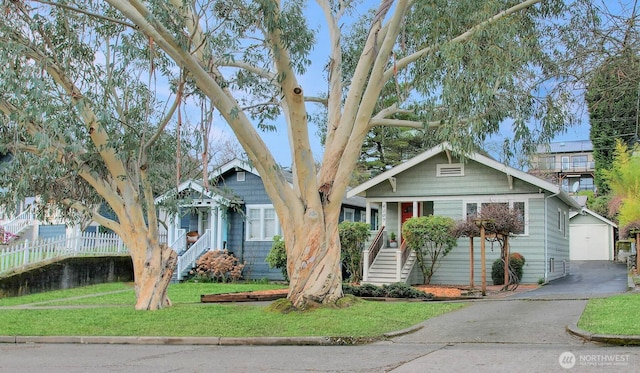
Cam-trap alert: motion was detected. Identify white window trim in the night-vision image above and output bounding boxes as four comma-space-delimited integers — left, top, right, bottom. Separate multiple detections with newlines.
246, 204, 280, 241
343, 208, 355, 222
462, 198, 529, 236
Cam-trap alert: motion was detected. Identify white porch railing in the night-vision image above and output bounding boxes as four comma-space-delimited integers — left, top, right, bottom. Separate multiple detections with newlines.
1, 208, 35, 243
170, 229, 187, 255
0, 231, 128, 275
176, 229, 211, 280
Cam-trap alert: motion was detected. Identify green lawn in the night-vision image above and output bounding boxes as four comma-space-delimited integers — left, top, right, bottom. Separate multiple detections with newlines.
578, 293, 640, 335
0, 282, 465, 338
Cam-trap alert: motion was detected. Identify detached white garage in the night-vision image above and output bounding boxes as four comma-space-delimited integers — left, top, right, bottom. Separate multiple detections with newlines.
569, 208, 617, 261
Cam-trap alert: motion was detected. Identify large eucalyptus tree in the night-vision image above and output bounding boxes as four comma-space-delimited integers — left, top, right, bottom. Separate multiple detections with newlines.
103, 0, 576, 309
0, 2, 207, 310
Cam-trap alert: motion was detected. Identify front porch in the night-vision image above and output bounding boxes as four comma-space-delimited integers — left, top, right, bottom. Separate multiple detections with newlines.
362, 228, 417, 285
360, 200, 431, 286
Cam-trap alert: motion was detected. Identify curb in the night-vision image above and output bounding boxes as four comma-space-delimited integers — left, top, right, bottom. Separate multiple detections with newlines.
566, 324, 640, 346
0, 326, 426, 346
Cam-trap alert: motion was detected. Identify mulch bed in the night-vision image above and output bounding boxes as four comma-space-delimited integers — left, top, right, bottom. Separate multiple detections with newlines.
201, 284, 535, 303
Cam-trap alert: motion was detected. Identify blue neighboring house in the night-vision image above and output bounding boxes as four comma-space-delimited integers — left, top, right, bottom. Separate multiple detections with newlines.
156, 159, 369, 280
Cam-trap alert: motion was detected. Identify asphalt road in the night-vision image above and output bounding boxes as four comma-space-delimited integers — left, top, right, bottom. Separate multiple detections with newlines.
1, 261, 637, 373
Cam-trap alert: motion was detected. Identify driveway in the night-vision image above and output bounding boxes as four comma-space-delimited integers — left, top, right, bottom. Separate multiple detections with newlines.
510, 260, 629, 299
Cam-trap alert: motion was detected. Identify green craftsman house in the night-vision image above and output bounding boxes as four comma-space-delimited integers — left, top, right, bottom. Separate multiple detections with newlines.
347, 142, 581, 286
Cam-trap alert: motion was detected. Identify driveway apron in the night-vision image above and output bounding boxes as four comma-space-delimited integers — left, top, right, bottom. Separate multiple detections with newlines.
391, 260, 629, 346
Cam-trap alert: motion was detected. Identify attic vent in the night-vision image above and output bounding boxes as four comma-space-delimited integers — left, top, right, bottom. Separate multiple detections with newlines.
437, 163, 464, 177
237, 171, 246, 181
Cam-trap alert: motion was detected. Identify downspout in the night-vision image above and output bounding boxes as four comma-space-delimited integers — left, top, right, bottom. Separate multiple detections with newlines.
544, 190, 560, 283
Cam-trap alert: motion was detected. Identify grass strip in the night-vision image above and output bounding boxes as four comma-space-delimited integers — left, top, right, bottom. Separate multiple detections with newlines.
578, 293, 640, 335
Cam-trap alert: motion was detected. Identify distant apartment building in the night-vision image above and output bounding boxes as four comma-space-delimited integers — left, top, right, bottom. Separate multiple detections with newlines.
529, 140, 596, 194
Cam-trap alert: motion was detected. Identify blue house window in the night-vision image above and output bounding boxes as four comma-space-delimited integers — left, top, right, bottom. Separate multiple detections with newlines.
246, 204, 280, 241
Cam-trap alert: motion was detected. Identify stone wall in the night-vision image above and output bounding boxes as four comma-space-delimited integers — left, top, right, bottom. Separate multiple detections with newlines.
0, 256, 134, 298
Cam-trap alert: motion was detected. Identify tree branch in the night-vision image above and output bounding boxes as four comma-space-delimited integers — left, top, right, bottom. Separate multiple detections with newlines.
384, 0, 543, 81
369, 118, 424, 128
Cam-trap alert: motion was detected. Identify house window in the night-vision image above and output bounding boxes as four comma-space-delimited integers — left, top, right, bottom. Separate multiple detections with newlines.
437, 163, 464, 177
539, 156, 555, 170
572, 155, 587, 170
343, 208, 355, 222
464, 199, 528, 235
579, 177, 594, 192
557, 209, 561, 231
246, 205, 280, 241
237, 172, 246, 182
561, 156, 569, 171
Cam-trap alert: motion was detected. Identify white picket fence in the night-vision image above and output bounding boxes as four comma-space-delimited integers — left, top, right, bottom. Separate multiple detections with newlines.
0, 232, 129, 275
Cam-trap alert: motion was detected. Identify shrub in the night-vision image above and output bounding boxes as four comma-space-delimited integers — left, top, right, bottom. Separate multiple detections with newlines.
402, 216, 458, 284
265, 235, 288, 281
338, 221, 370, 283
342, 282, 432, 299
382, 283, 432, 299
190, 249, 245, 282
492, 252, 526, 285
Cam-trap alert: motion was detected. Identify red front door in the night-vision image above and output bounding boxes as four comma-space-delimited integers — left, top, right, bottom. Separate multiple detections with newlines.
400, 202, 420, 241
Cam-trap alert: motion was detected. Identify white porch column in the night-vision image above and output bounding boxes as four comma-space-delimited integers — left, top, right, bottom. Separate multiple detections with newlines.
381, 202, 387, 229
365, 202, 371, 226
413, 201, 418, 217
211, 208, 218, 250
363, 249, 370, 282
217, 207, 224, 250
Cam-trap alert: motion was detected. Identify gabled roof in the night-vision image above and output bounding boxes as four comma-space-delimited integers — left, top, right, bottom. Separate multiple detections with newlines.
570, 208, 618, 228
347, 142, 581, 209
155, 179, 240, 204
211, 158, 259, 179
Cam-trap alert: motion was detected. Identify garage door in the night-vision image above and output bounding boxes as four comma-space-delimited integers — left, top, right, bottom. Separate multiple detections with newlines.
570, 224, 610, 260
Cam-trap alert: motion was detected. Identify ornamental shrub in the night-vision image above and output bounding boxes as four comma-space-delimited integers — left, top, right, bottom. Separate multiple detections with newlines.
338, 221, 370, 283
342, 282, 432, 299
491, 252, 526, 285
266, 235, 288, 281
402, 215, 458, 284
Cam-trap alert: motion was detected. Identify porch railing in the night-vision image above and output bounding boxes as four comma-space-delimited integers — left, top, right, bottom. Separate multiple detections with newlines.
400, 240, 410, 269
362, 225, 385, 282
176, 229, 210, 280
0, 232, 128, 275
1, 208, 34, 243
170, 229, 187, 255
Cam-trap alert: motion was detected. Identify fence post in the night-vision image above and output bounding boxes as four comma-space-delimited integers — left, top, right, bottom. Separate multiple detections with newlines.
22, 239, 30, 267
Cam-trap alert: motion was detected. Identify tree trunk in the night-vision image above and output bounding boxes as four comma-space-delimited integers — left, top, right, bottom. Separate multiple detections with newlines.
130, 241, 177, 311
286, 215, 343, 309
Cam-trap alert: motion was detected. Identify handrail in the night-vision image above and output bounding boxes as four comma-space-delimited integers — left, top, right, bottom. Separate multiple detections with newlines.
176, 229, 211, 280
400, 239, 410, 268
1, 208, 34, 243
170, 229, 187, 255
366, 225, 385, 268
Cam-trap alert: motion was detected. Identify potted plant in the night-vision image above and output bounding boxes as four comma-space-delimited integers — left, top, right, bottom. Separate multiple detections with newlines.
389, 232, 398, 248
